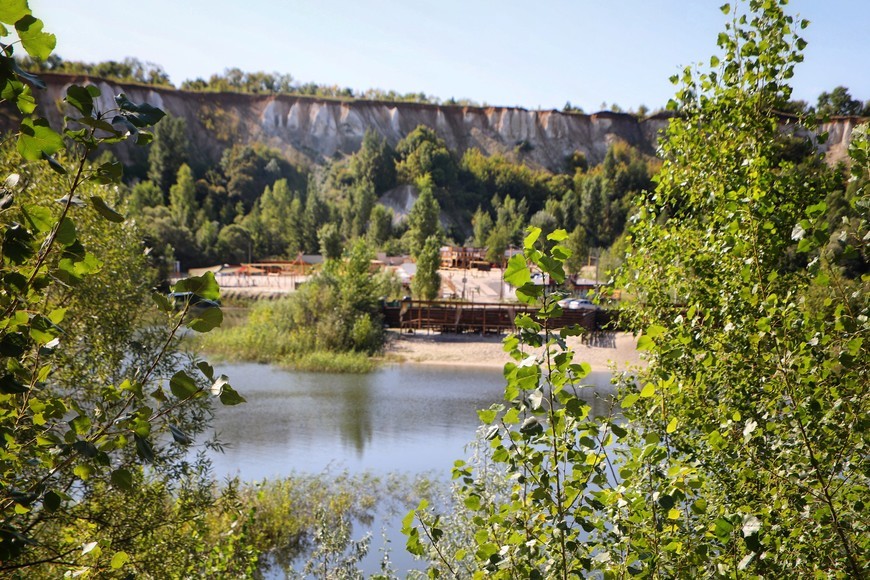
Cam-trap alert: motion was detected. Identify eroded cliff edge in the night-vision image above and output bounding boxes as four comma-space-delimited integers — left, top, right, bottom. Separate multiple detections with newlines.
12, 73, 863, 171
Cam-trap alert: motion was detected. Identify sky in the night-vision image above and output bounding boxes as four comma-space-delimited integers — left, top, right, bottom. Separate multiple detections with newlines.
27, 0, 870, 112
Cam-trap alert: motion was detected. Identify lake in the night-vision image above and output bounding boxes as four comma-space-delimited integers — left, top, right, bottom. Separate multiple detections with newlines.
209, 363, 615, 480
207, 362, 616, 576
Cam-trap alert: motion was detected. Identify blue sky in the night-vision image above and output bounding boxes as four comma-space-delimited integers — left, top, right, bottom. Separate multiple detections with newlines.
29, 0, 870, 112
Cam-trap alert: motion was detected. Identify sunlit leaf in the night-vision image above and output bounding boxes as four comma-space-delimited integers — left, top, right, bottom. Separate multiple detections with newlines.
18, 117, 63, 161
0, 0, 30, 24
15, 15, 56, 61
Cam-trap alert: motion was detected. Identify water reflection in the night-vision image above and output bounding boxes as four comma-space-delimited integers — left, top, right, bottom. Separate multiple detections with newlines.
208, 363, 615, 481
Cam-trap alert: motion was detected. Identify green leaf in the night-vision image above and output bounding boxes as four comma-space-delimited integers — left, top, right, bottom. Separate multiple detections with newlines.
640, 383, 655, 398
464, 495, 481, 511
504, 254, 531, 287
720, 3, 730, 14
477, 408, 498, 424
546, 229, 568, 242
6, 78, 37, 112
713, 517, 734, 539
666, 417, 678, 434
219, 384, 246, 406
69, 414, 91, 434
169, 370, 198, 399
43, 154, 66, 174
89, 196, 125, 222
0, 373, 28, 394
621, 393, 639, 409
3, 224, 35, 264
646, 324, 666, 338
21, 204, 53, 232
110, 551, 129, 569
0, 332, 28, 357
15, 15, 56, 61
55, 217, 77, 246
611, 423, 627, 438
173, 271, 221, 301
64, 85, 95, 117
73, 464, 93, 480
196, 361, 215, 381
18, 117, 63, 161
169, 424, 193, 445
187, 306, 223, 332
114, 93, 165, 127
151, 292, 173, 312
636, 335, 654, 351
523, 227, 541, 249
0, 0, 30, 24
134, 434, 154, 463
110, 468, 134, 491
43, 490, 61, 512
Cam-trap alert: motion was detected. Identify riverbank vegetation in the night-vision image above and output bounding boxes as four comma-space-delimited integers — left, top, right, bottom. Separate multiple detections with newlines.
198, 239, 401, 372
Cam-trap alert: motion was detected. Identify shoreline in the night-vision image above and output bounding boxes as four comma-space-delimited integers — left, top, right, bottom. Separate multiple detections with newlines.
383, 330, 644, 372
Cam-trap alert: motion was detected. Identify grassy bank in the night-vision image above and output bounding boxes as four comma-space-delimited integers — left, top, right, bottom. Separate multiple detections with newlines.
200, 245, 396, 373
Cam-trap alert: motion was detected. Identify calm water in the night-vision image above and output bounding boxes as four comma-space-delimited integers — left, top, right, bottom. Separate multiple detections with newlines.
206, 362, 616, 576
208, 363, 615, 480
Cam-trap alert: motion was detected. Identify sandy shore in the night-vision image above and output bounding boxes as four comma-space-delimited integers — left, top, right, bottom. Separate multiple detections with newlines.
384, 330, 644, 372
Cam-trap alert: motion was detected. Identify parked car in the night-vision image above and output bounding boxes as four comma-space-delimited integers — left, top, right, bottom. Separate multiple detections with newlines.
558, 297, 598, 310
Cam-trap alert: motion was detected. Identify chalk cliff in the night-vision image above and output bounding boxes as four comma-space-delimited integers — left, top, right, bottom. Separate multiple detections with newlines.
13, 73, 864, 171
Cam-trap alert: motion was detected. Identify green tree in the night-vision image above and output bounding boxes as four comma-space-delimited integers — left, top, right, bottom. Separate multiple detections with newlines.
368, 204, 394, 247
147, 114, 189, 194
412, 236, 442, 300
168, 162, 196, 228
815, 85, 864, 117
349, 128, 397, 193
405, 175, 441, 257
258, 178, 302, 256
405, 2, 868, 578
470, 206, 493, 247
124, 179, 163, 213
217, 224, 253, 263
563, 225, 587, 273
303, 182, 330, 254
0, 5, 245, 575
317, 223, 343, 260
395, 125, 457, 188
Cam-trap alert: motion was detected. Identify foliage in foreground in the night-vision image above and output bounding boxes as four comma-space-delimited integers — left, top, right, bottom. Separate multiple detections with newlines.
200, 239, 399, 371
0, 4, 249, 576
403, 1, 868, 578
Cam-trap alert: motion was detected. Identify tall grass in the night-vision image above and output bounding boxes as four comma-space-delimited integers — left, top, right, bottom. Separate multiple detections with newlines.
200, 245, 398, 373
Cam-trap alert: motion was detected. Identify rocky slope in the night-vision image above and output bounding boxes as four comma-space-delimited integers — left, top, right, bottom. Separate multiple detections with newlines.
11, 73, 864, 171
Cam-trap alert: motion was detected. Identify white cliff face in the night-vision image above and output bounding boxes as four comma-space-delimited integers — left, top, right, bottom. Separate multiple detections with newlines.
28, 73, 863, 172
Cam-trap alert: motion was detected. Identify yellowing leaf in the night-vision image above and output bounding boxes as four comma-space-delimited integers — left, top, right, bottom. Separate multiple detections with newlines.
111, 551, 129, 569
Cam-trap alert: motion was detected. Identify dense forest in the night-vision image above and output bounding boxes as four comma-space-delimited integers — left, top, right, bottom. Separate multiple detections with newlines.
16, 53, 870, 282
